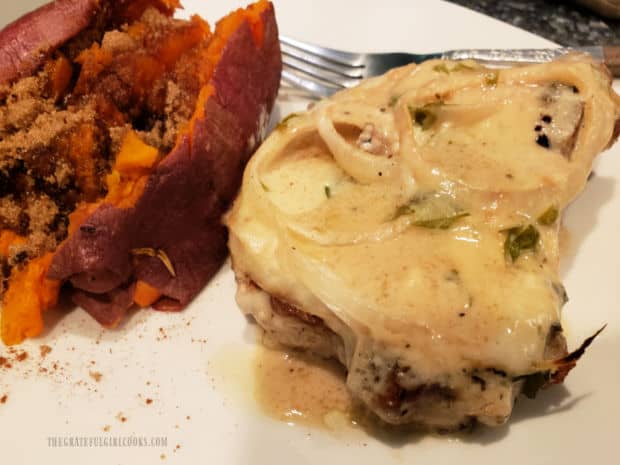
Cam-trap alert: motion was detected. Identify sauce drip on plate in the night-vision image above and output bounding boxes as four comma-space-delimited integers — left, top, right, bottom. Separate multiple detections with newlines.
254, 344, 353, 428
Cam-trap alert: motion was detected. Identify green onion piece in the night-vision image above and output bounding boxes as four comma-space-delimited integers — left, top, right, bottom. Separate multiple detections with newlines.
392, 204, 415, 220
276, 112, 300, 130
414, 212, 470, 229
324, 185, 331, 198
260, 182, 270, 192
537, 206, 559, 226
392, 191, 468, 229
433, 63, 450, 74
453, 62, 476, 71
503, 224, 540, 262
484, 71, 499, 87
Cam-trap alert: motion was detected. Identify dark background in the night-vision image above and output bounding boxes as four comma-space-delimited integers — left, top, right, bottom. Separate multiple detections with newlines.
447, 0, 620, 45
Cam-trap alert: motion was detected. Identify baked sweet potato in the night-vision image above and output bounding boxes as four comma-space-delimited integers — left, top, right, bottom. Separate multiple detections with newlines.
0, 0, 281, 344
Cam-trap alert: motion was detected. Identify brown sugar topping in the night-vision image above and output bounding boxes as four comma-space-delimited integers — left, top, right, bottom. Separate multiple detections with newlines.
0, 6, 209, 292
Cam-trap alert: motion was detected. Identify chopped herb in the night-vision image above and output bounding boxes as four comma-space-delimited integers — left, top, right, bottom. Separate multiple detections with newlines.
388, 95, 399, 107
414, 212, 469, 229
324, 185, 331, 198
433, 63, 450, 74
392, 191, 469, 229
393, 203, 415, 219
276, 112, 300, 130
260, 181, 270, 192
503, 224, 540, 262
453, 62, 476, 71
131, 248, 176, 277
552, 282, 569, 306
484, 70, 499, 87
537, 206, 559, 225
408, 104, 438, 130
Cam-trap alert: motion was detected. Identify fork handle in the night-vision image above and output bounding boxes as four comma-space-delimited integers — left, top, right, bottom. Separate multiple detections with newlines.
441, 46, 620, 78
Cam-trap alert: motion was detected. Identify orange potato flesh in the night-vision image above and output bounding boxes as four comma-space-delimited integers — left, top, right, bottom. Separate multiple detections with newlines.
48, 53, 72, 100
1, 253, 60, 345
73, 43, 113, 95
133, 280, 162, 308
63, 123, 103, 201
0, 231, 26, 256
113, 130, 160, 177
0, 0, 274, 345
105, 130, 160, 209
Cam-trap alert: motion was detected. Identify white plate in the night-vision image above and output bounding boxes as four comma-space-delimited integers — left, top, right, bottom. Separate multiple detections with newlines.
1, 1, 619, 464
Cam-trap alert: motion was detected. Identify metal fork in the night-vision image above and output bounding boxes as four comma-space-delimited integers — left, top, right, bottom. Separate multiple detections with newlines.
280, 35, 620, 98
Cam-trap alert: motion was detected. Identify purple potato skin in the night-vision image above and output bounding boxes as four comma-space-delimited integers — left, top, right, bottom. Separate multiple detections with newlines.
46, 5, 282, 323
0, 0, 183, 87
0, 0, 102, 85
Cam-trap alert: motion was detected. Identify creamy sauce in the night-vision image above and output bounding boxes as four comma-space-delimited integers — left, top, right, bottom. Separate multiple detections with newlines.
254, 344, 353, 428
225, 55, 619, 427
211, 342, 422, 437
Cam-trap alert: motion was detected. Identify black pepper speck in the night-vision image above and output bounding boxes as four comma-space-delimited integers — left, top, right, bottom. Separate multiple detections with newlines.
536, 134, 550, 148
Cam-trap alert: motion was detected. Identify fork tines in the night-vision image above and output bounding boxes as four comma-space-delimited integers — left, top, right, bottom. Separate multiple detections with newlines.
280, 35, 365, 97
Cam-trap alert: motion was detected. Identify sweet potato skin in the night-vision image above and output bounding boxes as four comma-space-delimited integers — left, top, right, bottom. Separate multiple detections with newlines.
47, 4, 282, 319
0, 0, 179, 87
0, 0, 99, 86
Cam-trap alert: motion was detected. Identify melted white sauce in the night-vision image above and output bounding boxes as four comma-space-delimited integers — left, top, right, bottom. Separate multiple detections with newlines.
225, 55, 619, 425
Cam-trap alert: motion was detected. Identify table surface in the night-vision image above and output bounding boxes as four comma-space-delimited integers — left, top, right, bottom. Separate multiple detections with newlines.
447, 0, 620, 46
